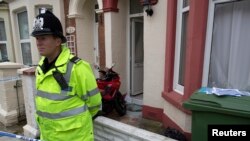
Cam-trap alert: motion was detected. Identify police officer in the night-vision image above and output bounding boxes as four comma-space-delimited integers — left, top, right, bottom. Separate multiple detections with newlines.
31, 9, 102, 141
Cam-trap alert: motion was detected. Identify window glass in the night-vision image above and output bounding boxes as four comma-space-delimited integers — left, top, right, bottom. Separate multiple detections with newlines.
130, 0, 143, 14
0, 20, 7, 41
0, 20, 8, 61
134, 18, 143, 64
183, 0, 189, 8
208, 0, 250, 91
0, 44, 8, 62
21, 43, 32, 65
178, 12, 188, 86
17, 11, 29, 40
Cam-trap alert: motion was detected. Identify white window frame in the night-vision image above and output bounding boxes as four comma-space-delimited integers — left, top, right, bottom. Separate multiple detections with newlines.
0, 41, 7, 45
173, 0, 190, 94
16, 10, 32, 65
202, 0, 238, 86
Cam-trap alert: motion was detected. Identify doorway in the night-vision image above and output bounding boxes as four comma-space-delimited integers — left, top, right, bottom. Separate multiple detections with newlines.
130, 17, 144, 97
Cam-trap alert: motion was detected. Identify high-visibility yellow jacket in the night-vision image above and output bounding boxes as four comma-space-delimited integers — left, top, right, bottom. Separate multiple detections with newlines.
35, 44, 102, 141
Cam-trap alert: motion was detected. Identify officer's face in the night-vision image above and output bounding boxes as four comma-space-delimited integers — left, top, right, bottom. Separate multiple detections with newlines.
35, 35, 61, 59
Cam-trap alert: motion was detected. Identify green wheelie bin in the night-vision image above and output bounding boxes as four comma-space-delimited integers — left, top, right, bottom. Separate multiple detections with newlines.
183, 91, 250, 141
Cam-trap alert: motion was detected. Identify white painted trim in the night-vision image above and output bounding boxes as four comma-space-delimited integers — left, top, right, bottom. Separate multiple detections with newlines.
68, 0, 86, 18
95, 9, 103, 14
173, 0, 182, 94
20, 39, 30, 43
104, 13, 113, 68
202, 0, 215, 86
96, 0, 103, 13
173, 0, 189, 95
181, 6, 189, 13
129, 13, 144, 18
97, 0, 103, 9
0, 41, 7, 44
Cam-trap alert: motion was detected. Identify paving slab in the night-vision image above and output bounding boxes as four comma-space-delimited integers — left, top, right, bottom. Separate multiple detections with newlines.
0, 136, 22, 141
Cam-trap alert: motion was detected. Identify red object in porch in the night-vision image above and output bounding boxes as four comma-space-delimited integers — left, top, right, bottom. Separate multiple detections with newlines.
139, 0, 158, 6
103, 0, 119, 12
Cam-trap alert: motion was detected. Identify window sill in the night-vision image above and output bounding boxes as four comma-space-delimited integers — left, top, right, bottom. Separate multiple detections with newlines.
162, 91, 191, 115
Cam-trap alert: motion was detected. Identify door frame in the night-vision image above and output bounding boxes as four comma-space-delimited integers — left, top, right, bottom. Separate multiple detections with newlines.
130, 17, 144, 96
126, 13, 144, 105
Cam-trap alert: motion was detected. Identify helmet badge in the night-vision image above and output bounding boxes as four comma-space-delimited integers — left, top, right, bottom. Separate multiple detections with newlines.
33, 17, 44, 30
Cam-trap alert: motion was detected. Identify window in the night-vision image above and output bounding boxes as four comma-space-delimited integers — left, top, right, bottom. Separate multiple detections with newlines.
66, 35, 76, 55
17, 11, 32, 65
203, 0, 250, 92
130, 0, 143, 15
0, 19, 8, 62
173, 0, 189, 94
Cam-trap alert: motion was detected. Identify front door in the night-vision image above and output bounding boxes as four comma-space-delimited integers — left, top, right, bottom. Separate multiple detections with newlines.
130, 17, 144, 96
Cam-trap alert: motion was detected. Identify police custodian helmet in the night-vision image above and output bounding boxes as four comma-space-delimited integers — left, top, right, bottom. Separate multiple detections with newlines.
31, 8, 67, 43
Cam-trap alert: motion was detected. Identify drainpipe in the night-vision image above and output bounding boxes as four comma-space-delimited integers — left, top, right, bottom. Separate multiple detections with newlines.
13, 78, 22, 121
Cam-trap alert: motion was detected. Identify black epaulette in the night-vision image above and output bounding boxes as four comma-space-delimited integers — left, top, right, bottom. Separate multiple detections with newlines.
70, 56, 81, 64
53, 70, 69, 90
52, 56, 81, 91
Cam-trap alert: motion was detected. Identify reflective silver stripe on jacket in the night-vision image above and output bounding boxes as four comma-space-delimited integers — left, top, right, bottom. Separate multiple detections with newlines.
36, 104, 88, 119
81, 88, 100, 101
37, 90, 75, 101
88, 103, 102, 111
64, 60, 74, 83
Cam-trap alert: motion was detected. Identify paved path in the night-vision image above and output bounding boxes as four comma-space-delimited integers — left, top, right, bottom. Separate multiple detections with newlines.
105, 103, 165, 135
0, 137, 22, 141
0, 120, 26, 141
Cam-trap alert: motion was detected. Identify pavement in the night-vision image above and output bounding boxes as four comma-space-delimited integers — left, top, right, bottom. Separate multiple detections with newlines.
0, 103, 165, 140
105, 103, 165, 135
0, 120, 26, 141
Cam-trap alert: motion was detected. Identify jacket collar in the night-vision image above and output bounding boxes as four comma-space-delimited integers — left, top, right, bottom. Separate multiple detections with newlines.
55, 44, 70, 67
38, 44, 70, 74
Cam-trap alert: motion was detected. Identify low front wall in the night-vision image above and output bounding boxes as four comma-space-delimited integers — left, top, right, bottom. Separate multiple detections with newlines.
94, 116, 176, 141
0, 62, 24, 126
